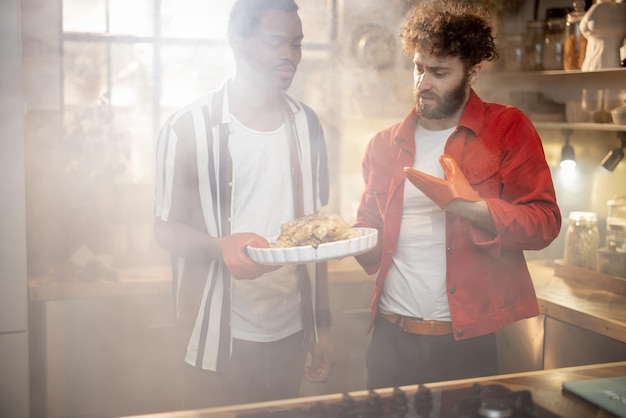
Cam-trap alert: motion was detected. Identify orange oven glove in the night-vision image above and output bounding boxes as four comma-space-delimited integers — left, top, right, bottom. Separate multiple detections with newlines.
219, 233, 281, 280
404, 155, 481, 209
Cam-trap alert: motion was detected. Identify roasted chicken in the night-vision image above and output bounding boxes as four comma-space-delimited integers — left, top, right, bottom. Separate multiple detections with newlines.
270, 213, 361, 248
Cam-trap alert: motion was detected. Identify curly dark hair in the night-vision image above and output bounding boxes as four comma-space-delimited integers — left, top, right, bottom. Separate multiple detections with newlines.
228, 0, 299, 40
400, 0, 498, 68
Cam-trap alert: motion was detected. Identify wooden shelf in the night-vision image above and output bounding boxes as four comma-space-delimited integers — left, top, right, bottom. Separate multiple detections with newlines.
484, 67, 626, 78
533, 122, 626, 132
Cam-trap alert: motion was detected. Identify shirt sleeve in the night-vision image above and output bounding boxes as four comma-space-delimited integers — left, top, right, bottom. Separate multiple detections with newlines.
469, 109, 561, 256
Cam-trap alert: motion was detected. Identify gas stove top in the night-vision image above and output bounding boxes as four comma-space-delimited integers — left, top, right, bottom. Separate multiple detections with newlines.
238, 383, 562, 418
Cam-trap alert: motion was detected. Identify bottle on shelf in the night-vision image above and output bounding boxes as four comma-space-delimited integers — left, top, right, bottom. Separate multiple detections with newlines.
542, 8, 569, 70
523, 20, 545, 71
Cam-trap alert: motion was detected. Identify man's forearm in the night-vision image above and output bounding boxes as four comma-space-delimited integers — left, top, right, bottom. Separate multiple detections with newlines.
445, 199, 496, 235
154, 218, 222, 260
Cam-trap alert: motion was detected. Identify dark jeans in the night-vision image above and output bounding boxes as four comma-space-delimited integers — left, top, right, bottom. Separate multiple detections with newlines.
182, 330, 306, 409
366, 315, 499, 390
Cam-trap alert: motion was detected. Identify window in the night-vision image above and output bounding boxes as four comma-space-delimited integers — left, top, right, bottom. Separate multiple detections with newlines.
60, 0, 335, 267
61, 0, 236, 266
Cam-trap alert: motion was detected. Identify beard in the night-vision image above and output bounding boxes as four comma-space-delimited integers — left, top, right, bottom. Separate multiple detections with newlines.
414, 74, 469, 120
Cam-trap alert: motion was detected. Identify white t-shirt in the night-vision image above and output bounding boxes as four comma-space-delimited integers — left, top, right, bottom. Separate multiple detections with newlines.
228, 115, 302, 342
378, 122, 455, 321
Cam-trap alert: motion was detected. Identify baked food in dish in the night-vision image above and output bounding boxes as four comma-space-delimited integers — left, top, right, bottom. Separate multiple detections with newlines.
271, 213, 361, 248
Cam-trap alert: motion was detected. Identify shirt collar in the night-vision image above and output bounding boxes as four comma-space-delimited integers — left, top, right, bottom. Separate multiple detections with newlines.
216, 79, 302, 126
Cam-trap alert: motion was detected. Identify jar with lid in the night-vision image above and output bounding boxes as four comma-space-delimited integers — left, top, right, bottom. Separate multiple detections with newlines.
542, 8, 568, 70
523, 20, 545, 71
564, 0, 587, 70
607, 196, 626, 250
564, 211, 600, 270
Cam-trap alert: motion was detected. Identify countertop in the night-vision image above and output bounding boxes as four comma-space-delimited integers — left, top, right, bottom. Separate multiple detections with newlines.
28, 259, 626, 345
122, 361, 626, 418
529, 259, 626, 344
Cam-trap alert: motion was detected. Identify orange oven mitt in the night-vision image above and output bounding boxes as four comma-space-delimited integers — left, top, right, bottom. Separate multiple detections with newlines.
219, 233, 281, 280
404, 155, 481, 209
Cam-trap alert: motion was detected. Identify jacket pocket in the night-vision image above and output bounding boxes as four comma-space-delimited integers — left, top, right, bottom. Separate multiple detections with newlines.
463, 156, 501, 198
368, 170, 392, 215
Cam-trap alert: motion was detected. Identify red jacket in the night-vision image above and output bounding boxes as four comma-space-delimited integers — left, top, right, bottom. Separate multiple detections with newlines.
355, 90, 561, 340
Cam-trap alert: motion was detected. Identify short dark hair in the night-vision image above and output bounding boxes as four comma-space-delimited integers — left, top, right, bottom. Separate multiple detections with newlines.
400, 0, 498, 68
228, 0, 299, 40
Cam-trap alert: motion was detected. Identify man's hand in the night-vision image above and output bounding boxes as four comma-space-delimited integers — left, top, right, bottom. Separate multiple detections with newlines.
219, 233, 281, 280
404, 155, 480, 209
304, 328, 334, 383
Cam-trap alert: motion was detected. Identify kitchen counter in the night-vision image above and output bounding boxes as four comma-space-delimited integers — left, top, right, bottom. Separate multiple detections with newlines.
123, 361, 626, 418
28, 259, 626, 417
27, 259, 626, 344
26, 259, 368, 301
528, 259, 626, 344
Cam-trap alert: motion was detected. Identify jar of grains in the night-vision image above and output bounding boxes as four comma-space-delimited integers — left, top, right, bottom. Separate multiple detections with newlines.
564, 0, 587, 70
564, 211, 600, 270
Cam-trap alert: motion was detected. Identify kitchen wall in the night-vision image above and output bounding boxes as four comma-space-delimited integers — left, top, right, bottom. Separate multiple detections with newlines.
0, 0, 29, 416
19, 0, 626, 278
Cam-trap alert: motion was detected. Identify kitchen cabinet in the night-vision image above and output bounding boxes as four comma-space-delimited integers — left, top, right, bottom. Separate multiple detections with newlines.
28, 269, 181, 418
497, 261, 626, 374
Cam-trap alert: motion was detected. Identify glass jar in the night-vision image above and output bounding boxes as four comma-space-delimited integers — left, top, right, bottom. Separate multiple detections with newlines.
564, 211, 600, 270
504, 35, 524, 71
523, 20, 545, 71
564, 0, 587, 70
607, 196, 626, 250
542, 8, 568, 70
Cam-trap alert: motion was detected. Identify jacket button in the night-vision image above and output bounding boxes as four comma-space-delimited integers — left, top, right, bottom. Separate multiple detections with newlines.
456, 330, 464, 338
447, 247, 451, 252
449, 286, 456, 294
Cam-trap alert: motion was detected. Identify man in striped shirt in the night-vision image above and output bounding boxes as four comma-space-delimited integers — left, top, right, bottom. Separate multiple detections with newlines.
154, 0, 333, 409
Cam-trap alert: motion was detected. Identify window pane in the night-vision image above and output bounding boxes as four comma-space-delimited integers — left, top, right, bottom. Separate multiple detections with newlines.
160, 0, 235, 39
160, 44, 234, 109
110, 43, 153, 108
63, 0, 107, 33
109, 0, 154, 36
64, 41, 108, 106
109, 107, 154, 185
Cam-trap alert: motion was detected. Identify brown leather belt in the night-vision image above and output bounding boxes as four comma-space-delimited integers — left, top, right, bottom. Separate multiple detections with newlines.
382, 313, 453, 336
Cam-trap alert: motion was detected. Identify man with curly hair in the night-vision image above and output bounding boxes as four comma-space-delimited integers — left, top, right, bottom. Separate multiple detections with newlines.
354, 0, 561, 389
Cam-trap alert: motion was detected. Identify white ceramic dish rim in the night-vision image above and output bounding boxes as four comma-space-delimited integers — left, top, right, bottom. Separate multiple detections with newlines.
247, 227, 378, 265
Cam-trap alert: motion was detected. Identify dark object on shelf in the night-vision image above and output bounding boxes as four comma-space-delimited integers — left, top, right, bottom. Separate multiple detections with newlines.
601, 133, 626, 171
597, 248, 626, 279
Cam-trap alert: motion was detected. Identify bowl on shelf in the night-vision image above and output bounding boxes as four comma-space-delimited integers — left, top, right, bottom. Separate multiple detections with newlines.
611, 102, 626, 125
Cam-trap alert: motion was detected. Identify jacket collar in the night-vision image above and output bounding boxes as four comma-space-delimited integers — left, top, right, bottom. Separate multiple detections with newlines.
392, 89, 485, 150
457, 89, 484, 137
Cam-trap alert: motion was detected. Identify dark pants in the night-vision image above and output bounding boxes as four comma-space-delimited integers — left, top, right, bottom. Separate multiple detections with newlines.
182, 331, 307, 409
366, 315, 499, 390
